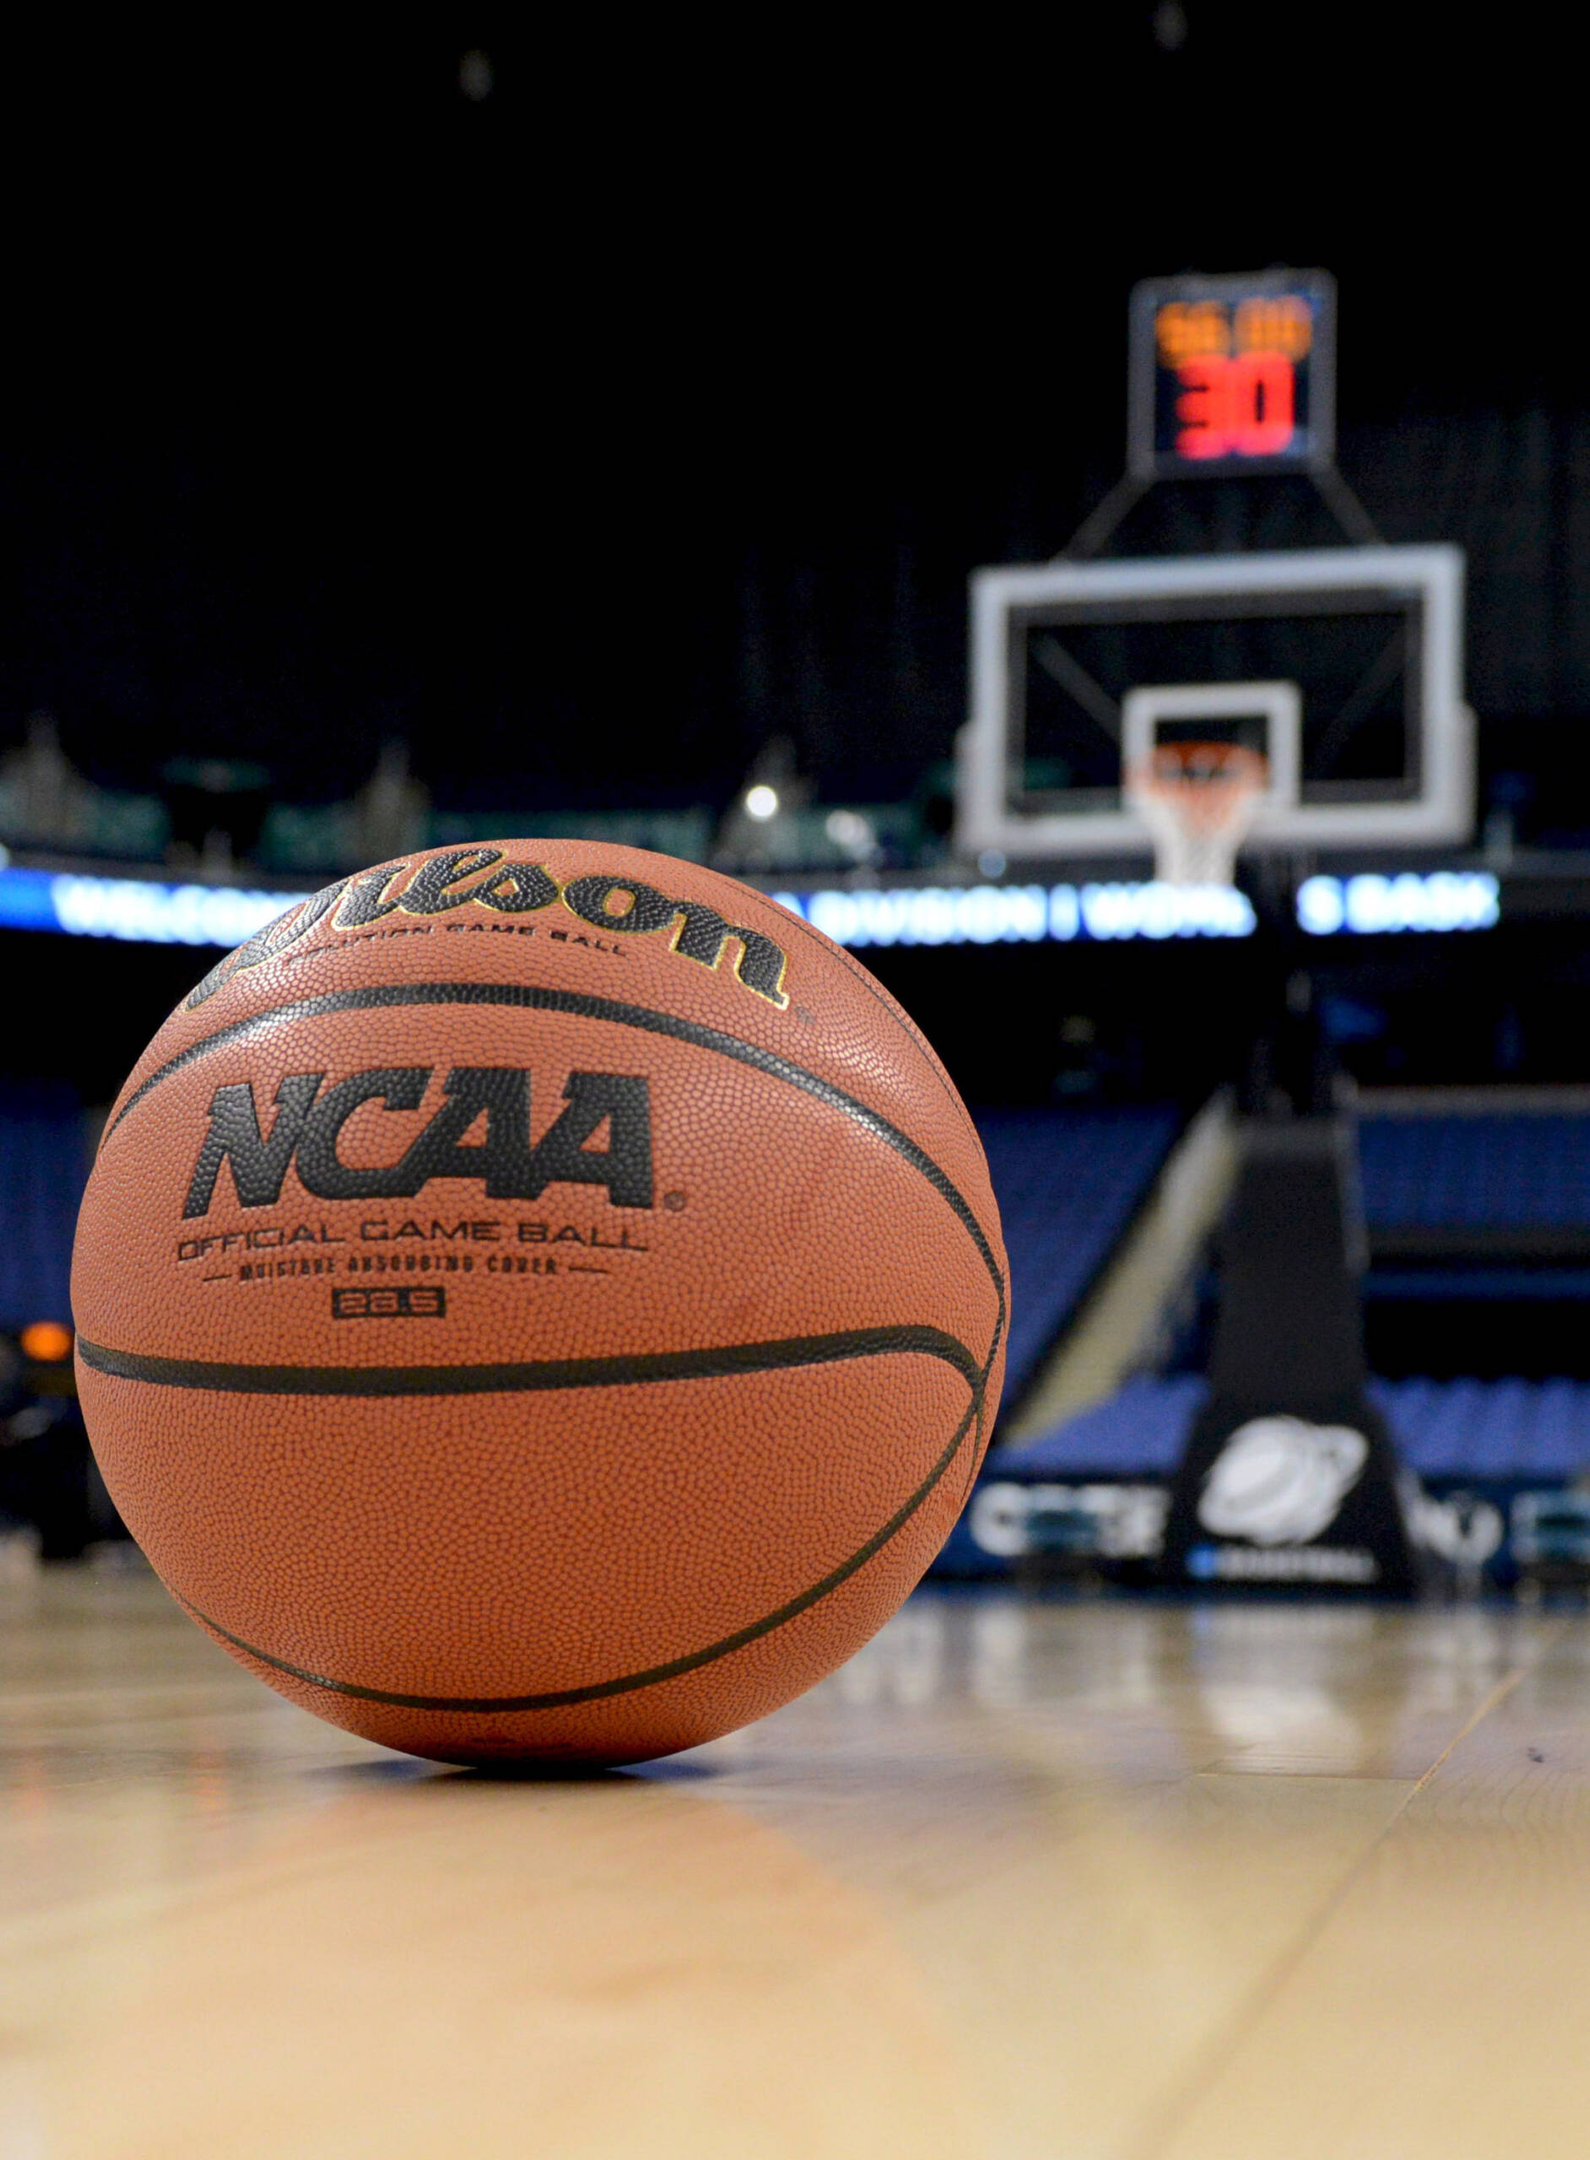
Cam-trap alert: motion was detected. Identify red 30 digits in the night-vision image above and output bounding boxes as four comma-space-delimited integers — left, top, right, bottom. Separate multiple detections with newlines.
1174, 351, 1296, 460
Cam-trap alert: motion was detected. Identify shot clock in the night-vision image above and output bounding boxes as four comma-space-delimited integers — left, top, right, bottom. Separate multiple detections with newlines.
1128, 270, 1335, 479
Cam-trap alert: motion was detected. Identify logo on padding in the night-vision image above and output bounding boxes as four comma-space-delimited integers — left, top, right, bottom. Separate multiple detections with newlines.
1197, 1416, 1369, 1546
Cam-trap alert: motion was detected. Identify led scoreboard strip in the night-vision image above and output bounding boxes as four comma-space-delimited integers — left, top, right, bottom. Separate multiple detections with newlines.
1128, 269, 1335, 479
0, 858, 1498, 949
0, 863, 312, 946
771, 873, 1497, 947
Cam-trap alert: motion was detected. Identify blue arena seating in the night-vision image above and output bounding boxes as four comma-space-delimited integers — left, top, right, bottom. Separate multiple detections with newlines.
1358, 1113, 1590, 1230
974, 1107, 1181, 1410
1002, 1372, 1590, 1481
989, 1105, 1590, 1481
0, 1084, 88, 1330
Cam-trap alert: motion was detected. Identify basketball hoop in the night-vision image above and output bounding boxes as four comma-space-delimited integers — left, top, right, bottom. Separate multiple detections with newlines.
1125, 741, 1267, 888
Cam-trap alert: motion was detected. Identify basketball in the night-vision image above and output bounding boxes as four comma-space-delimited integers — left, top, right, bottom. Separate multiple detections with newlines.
70, 842, 1007, 1764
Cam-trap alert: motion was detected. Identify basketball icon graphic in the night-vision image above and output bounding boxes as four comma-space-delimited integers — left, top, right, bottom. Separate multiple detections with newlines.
71, 843, 1007, 1763
1198, 1416, 1369, 1548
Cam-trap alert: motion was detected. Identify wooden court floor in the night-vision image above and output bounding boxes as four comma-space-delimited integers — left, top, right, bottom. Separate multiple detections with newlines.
4, 1567, 1589, 2159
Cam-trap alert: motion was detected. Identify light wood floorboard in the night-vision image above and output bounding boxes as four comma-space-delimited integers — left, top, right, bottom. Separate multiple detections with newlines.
0, 1570, 1579, 2157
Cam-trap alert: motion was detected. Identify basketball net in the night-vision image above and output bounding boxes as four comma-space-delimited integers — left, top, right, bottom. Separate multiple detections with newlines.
1125, 741, 1267, 888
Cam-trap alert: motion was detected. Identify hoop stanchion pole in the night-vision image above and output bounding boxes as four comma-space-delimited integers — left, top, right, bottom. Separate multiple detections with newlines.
1158, 1114, 1417, 1597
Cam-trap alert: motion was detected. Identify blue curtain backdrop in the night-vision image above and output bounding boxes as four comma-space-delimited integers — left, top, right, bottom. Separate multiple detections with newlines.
0, 1084, 87, 1329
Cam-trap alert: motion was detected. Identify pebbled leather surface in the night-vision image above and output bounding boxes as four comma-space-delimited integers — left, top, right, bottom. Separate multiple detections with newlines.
73, 841, 1008, 1763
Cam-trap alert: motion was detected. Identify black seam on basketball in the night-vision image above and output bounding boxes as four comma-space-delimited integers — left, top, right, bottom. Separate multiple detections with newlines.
165, 1386, 980, 1712
100, 977, 1008, 1369
75, 1324, 979, 1396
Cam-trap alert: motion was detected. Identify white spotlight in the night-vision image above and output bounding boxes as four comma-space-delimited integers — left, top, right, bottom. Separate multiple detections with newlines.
744, 784, 780, 821
825, 808, 874, 852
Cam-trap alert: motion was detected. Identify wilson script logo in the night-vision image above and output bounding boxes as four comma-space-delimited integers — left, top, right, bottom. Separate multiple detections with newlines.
184, 1067, 655, 1217
186, 848, 790, 1009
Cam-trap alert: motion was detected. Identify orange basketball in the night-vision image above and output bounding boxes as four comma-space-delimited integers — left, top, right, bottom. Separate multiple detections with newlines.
71, 843, 1007, 1764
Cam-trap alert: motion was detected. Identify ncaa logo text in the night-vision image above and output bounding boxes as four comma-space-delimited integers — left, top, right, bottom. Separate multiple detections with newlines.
184, 1066, 654, 1217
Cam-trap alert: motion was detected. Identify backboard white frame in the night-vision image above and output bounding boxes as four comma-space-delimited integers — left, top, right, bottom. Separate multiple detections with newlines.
958, 546, 1471, 861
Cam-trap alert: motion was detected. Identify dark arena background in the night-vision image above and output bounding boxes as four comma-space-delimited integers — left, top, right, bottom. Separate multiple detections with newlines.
4, 14, 1590, 2156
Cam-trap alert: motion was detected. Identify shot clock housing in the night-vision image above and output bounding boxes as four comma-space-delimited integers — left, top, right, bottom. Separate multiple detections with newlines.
1128, 269, 1336, 481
